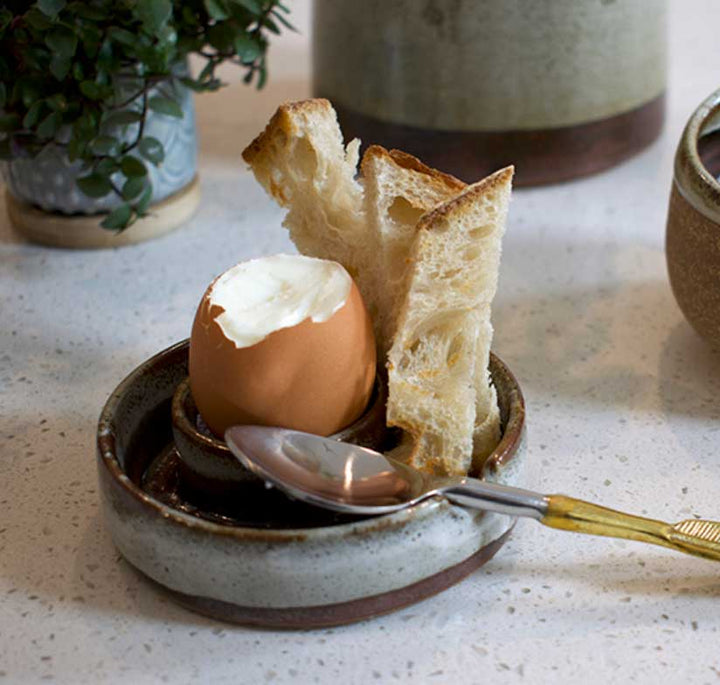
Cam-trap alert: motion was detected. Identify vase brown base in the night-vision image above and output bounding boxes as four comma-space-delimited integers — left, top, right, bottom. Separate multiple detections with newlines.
325, 95, 665, 186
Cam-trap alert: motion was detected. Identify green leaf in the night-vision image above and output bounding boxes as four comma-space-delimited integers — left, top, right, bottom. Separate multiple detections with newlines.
0, 83, 6, 110
120, 155, 147, 177
198, 60, 216, 83
18, 80, 42, 109
136, 184, 153, 214
148, 96, 183, 118
107, 27, 139, 47
134, 0, 173, 33
204, 0, 229, 20
45, 94, 68, 111
234, 34, 262, 62
45, 28, 78, 58
73, 111, 100, 142
36, 112, 62, 139
72, 61, 84, 81
262, 17, 280, 35
232, 0, 262, 14
0, 113, 19, 133
73, 4, 108, 21
101, 204, 133, 230
138, 137, 164, 165
256, 62, 267, 89
79, 81, 110, 100
207, 23, 235, 51
103, 110, 143, 127
79, 24, 107, 54
50, 55, 71, 81
96, 158, 119, 176
24, 9, 53, 30
179, 77, 203, 93
23, 102, 44, 129
77, 173, 113, 198
66, 137, 85, 162
90, 135, 120, 155
122, 176, 146, 200
271, 9, 296, 32
37, 0, 66, 18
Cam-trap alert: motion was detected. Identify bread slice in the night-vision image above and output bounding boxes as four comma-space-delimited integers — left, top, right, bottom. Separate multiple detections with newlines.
387, 167, 514, 476
241, 99, 373, 304
360, 145, 466, 355
243, 99, 512, 475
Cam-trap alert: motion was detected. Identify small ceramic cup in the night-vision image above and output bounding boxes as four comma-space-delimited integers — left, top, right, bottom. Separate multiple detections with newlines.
666, 87, 720, 346
171, 369, 391, 497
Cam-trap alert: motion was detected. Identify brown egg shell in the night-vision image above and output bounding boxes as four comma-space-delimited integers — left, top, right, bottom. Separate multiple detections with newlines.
189, 280, 377, 438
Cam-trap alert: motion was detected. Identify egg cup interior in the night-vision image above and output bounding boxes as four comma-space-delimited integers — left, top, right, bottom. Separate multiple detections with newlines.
97, 339, 527, 628
171, 368, 392, 501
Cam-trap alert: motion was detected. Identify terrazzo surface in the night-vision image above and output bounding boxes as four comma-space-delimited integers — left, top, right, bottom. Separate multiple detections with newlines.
2, 1, 720, 683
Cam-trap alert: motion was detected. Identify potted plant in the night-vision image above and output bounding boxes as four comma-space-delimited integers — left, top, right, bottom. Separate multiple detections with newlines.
0, 0, 292, 247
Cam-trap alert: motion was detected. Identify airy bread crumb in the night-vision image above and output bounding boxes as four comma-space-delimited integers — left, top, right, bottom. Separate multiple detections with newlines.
387, 168, 513, 475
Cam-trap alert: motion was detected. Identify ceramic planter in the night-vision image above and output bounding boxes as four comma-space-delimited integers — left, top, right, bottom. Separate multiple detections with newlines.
313, 0, 667, 185
2, 71, 199, 248
666, 88, 720, 347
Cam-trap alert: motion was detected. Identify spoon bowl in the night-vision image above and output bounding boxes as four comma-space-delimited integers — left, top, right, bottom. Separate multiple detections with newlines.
225, 427, 427, 513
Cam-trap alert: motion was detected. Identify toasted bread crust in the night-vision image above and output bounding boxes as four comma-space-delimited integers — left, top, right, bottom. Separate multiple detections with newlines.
415, 166, 514, 233
242, 98, 335, 166
361, 144, 466, 196
388, 149, 466, 192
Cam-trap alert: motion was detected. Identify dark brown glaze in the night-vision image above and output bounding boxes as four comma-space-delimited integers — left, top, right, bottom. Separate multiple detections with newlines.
481, 352, 526, 477
666, 183, 720, 345
698, 129, 720, 179
325, 94, 665, 186
142, 526, 514, 630
143, 445, 368, 529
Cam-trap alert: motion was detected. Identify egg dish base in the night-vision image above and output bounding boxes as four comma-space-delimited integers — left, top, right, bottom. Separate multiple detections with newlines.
97, 340, 527, 628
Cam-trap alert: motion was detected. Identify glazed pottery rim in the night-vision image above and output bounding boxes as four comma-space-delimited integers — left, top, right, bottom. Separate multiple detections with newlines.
675, 87, 720, 222
97, 339, 525, 542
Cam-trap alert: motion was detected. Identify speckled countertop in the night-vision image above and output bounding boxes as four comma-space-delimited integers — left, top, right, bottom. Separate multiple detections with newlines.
2, 1, 720, 683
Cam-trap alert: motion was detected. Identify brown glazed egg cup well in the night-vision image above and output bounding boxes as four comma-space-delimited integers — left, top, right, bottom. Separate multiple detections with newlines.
667, 87, 720, 345
171, 369, 390, 498
97, 340, 527, 628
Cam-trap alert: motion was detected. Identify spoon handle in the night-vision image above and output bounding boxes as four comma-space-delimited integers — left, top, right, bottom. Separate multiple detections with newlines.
442, 481, 720, 562
542, 495, 720, 562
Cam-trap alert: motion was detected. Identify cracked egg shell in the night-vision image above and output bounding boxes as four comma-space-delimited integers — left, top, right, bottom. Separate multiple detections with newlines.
188, 255, 377, 439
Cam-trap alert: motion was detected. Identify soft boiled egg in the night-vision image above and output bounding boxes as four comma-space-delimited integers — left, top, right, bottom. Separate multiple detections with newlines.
188, 254, 377, 439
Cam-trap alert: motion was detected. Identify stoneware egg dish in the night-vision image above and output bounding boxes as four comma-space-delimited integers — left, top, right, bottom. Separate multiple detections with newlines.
96, 340, 527, 628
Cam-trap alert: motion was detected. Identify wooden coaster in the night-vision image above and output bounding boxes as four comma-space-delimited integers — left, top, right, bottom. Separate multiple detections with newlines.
5, 175, 200, 249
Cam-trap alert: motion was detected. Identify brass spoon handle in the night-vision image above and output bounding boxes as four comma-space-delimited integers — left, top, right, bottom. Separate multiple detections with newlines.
442, 481, 720, 562
542, 495, 720, 562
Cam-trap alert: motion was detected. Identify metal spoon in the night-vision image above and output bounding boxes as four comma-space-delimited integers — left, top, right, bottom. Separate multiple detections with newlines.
225, 426, 720, 562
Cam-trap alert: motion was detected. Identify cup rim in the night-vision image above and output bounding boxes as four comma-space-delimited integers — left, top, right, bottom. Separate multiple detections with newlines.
675, 88, 720, 222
